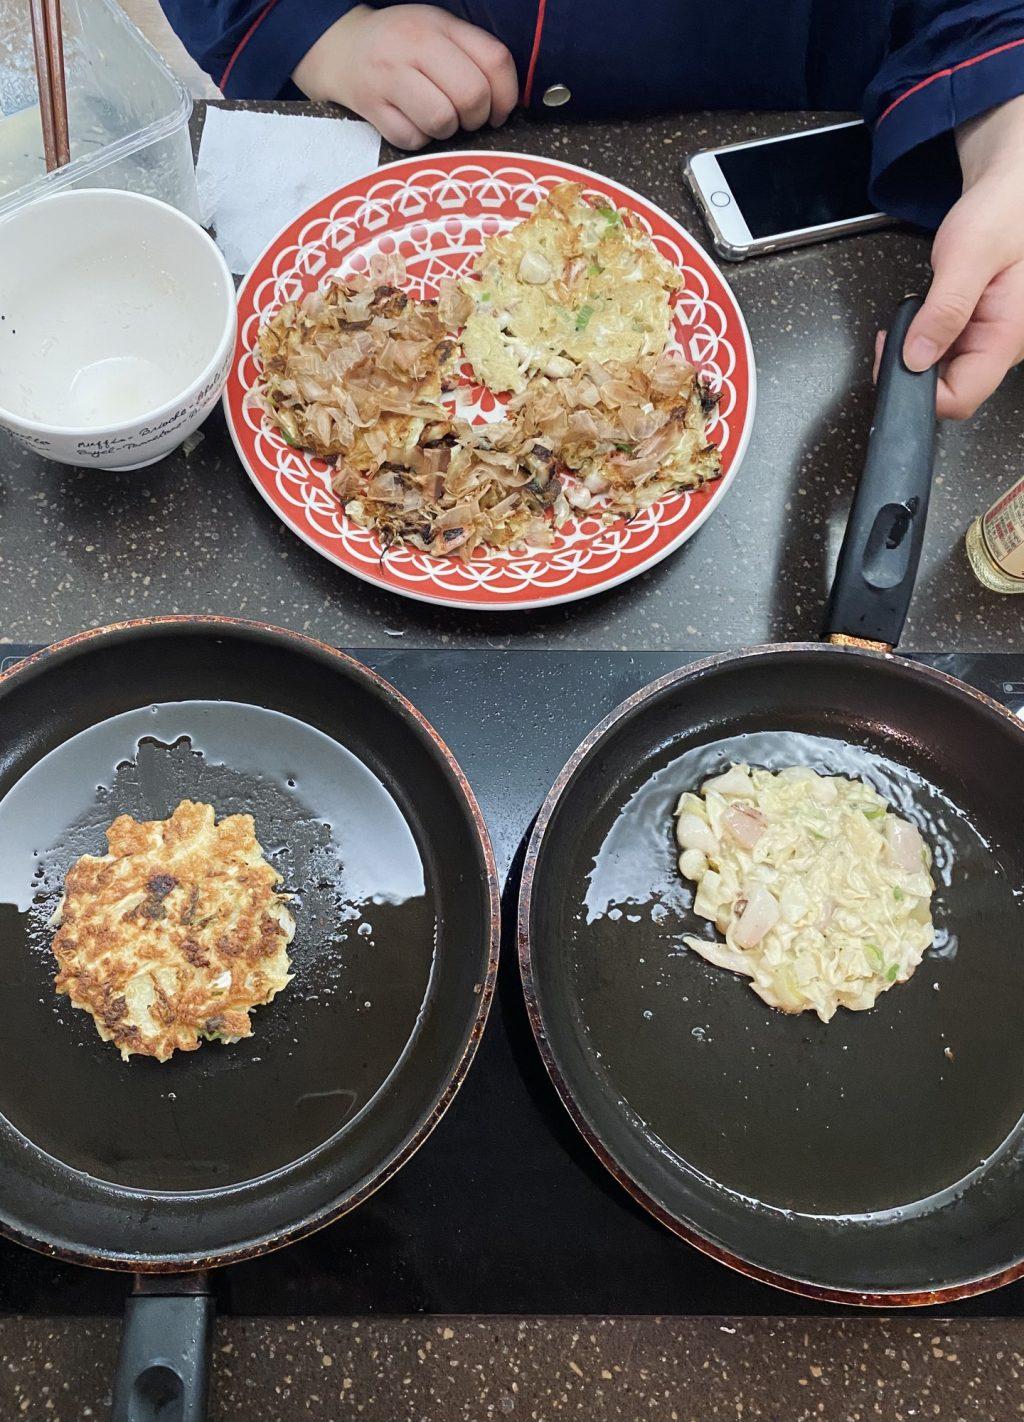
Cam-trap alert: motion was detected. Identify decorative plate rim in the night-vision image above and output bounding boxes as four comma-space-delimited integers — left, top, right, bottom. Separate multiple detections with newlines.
223, 149, 757, 613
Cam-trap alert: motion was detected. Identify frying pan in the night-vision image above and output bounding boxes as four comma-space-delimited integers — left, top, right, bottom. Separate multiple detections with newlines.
0, 619, 499, 1419
519, 297, 1024, 1306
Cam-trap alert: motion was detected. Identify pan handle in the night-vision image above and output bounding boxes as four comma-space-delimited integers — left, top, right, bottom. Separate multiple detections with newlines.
110, 1273, 214, 1422
823, 295, 938, 650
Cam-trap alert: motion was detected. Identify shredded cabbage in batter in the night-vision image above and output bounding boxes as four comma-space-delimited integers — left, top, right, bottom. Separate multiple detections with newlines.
674, 764, 936, 1022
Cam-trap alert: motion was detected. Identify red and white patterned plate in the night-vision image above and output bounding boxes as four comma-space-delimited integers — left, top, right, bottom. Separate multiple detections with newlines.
224, 151, 756, 611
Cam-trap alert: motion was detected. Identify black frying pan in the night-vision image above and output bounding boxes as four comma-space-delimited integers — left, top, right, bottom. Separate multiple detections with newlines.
519, 298, 1024, 1306
0, 619, 499, 1419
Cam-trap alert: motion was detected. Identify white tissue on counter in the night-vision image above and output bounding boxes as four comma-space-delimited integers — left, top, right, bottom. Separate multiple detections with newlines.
195, 106, 382, 275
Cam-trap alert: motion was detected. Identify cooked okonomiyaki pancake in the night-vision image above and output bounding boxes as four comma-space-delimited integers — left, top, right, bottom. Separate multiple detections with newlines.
461, 181, 681, 393
50, 799, 295, 1062
257, 279, 459, 468
508, 352, 721, 516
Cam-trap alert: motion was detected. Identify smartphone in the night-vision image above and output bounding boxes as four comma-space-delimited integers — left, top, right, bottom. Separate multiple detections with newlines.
683, 120, 893, 262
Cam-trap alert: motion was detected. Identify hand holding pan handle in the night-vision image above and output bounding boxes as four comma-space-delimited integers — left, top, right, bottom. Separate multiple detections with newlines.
110, 1273, 214, 1422
824, 295, 938, 651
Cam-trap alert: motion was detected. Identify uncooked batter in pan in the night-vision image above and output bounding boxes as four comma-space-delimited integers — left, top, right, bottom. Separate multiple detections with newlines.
675, 764, 936, 1022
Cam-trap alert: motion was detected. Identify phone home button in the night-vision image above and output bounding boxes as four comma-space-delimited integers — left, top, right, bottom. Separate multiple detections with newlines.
710, 190, 731, 207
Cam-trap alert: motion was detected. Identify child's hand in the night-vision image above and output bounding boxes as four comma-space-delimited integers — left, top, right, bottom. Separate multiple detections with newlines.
293, 4, 519, 150
894, 94, 1024, 420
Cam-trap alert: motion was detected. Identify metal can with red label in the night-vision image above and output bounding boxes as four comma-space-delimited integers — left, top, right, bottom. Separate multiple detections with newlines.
966, 475, 1024, 593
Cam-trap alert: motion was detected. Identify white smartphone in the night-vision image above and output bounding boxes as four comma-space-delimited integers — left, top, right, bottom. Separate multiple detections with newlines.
683, 120, 894, 262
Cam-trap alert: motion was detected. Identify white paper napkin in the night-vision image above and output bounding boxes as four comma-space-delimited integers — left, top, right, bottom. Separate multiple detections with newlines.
196, 107, 381, 275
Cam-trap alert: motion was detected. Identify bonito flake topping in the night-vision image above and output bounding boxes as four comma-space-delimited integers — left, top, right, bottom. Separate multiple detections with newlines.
252, 185, 723, 562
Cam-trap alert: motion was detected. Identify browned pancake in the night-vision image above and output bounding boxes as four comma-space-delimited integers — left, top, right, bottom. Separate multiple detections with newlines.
50, 800, 294, 1062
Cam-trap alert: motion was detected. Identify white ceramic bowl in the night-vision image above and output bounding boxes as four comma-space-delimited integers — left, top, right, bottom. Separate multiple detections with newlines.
0, 188, 235, 470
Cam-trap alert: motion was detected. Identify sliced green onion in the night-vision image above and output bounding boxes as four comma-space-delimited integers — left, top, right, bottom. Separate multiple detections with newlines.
865, 943, 885, 971
863, 808, 886, 820
614, 442, 633, 453
893, 886, 904, 901
588, 261, 602, 276
575, 304, 595, 331
273, 411, 302, 448
886, 963, 899, 982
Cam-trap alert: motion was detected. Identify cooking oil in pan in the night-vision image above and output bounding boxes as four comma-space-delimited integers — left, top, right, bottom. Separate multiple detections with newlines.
576, 729, 1024, 1217
0, 701, 436, 1192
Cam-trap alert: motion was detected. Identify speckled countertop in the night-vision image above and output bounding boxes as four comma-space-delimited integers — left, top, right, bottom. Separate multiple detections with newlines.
0, 102, 1020, 649
2, 1315, 1022, 1420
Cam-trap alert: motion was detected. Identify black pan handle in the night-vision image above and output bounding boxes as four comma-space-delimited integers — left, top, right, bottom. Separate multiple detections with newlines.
823, 296, 938, 649
110, 1273, 214, 1422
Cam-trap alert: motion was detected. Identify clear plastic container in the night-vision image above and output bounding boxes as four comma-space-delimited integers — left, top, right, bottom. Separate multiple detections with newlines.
0, 0, 199, 222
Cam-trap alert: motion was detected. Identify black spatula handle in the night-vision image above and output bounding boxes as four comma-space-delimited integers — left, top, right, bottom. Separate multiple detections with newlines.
824, 296, 938, 649
111, 1274, 214, 1422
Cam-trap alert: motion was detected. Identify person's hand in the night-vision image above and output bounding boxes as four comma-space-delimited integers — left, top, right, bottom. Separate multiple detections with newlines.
883, 94, 1024, 420
293, 3, 518, 150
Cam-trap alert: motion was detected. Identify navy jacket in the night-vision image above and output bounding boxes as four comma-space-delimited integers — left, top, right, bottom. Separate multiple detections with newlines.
162, 0, 1024, 229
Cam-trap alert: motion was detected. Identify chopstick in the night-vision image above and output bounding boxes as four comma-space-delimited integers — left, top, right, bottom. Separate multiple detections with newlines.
28, 0, 70, 172
43, 0, 70, 167
28, 0, 57, 171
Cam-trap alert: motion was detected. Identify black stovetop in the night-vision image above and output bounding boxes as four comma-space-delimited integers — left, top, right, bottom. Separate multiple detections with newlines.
2, 648, 1023, 1319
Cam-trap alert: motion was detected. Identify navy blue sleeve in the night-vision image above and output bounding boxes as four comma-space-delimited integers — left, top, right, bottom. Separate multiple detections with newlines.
160, 0, 357, 98
862, 2, 1024, 229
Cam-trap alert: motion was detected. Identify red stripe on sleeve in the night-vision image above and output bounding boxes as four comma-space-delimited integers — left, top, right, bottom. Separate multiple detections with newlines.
219, 0, 281, 90
522, 0, 548, 106
877, 34, 1024, 124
